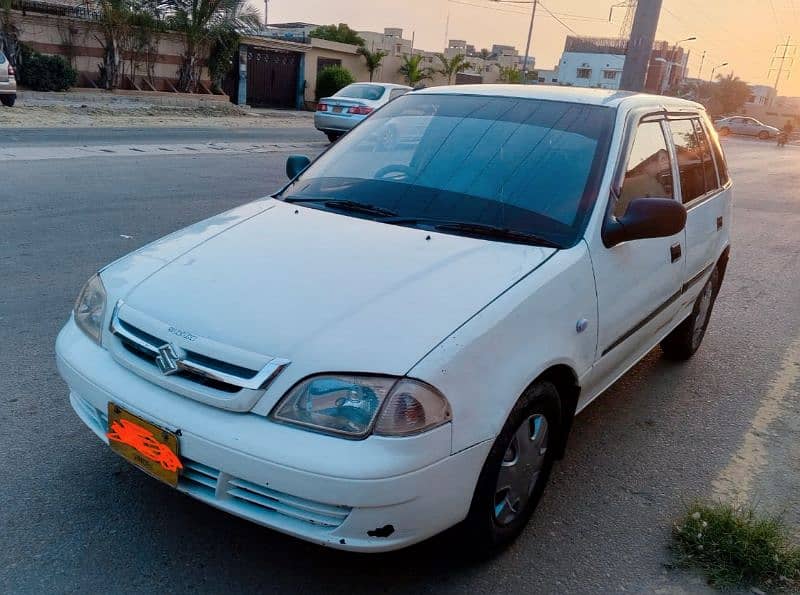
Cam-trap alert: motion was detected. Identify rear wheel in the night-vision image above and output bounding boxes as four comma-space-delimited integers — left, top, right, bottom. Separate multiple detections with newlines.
758, 130, 770, 140
0, 94, 15, 107
325, 132, 341, 143
661, 267, 720, 360
460, 381, 561, 553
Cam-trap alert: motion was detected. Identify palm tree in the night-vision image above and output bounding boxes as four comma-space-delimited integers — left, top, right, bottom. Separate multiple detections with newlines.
95, 0, 134, 90
398, 54, 432, 86
358, 46, 387, 82
435, 53, 472, 85
498, 65, 522, 84
166, 0, 260, 92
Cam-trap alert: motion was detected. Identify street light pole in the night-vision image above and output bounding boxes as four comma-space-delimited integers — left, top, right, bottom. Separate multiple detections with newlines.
660, 36, 695, 94
492, 0, 537, 81
709, 61, 728, 82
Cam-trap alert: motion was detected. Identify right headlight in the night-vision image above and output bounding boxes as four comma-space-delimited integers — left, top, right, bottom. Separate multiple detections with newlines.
73, 273, 107, 345
271, 374, 452, 439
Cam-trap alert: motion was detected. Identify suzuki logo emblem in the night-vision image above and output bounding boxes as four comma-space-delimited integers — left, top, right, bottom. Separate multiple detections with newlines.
155, 344, 180, 375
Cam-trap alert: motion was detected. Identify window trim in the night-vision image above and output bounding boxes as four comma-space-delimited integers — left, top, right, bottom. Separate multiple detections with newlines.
665, 115, 724, 208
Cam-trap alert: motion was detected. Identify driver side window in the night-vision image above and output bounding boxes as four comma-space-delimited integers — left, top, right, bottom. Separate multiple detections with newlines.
615, 121, 674, 218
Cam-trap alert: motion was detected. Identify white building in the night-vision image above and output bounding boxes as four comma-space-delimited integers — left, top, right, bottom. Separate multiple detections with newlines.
746, 85, 776, 107
359, 28, 413, 57
558, 52, 624, 88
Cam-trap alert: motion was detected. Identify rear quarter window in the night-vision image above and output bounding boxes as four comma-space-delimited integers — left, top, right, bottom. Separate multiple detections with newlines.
702, 115, 730, 186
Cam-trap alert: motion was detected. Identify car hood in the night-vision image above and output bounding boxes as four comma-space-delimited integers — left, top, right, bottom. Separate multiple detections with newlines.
110, 199, 555, 377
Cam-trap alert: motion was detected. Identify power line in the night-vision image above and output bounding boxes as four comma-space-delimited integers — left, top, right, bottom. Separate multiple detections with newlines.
537, 1, 578, 35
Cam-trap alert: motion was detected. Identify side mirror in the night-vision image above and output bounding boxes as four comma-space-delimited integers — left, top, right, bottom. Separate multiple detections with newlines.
286, 154, 311, 180
603, 197, 687, 248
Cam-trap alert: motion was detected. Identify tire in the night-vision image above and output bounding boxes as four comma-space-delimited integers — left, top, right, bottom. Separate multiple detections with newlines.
325, 132, 341, 143
758, 130, 770, 140
0, 94, 15, 107
718, 127, 730, 136
459, 381, 562, 554
660, 266, 720, 360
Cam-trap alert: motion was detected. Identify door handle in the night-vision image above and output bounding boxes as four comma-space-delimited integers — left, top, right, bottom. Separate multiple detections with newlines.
670, 243, 682, 263
717, 216, 723, 230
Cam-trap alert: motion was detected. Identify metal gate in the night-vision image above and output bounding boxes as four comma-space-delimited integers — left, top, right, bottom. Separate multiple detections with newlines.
246, 48, 300, 108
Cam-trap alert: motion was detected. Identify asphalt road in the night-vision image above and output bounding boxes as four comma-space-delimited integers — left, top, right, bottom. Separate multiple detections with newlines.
1, 130, 799, 594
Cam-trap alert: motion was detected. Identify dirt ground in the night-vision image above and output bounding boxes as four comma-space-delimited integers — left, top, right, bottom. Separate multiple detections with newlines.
0, 102, 312, 129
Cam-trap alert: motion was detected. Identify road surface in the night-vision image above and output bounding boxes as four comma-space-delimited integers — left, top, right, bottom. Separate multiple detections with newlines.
1, 130, 798, 594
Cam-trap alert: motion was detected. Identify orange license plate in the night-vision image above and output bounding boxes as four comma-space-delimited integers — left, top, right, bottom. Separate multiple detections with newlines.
106, 403, 182, 487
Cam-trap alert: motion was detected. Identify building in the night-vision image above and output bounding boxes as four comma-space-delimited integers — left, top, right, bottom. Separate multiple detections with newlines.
359, 28, 413, 56
552, 36, 689, 92
746, 84, 777, 107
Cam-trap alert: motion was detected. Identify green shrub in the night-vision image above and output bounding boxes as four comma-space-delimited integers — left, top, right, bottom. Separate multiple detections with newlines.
672, 501, 800, 590
315, 65, 354, 101
18, 45, 78, 92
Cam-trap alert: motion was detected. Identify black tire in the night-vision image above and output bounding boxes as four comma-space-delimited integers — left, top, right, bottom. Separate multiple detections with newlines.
325, 132, 341, 143
0, 94, 15, 107
718, 127, 731, 136
758, 130, 770, 140
459, 381, 562, 554
661, 267, 720, 360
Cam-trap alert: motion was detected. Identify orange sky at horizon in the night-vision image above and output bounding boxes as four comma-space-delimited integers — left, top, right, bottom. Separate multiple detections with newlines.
264, 0, 800, 96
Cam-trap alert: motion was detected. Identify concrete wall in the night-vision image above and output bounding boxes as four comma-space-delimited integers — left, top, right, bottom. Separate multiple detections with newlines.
11, 11, 212, 91
304, 38, 369, 101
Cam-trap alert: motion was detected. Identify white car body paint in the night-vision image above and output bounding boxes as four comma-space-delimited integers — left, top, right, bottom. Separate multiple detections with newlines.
56, 85, 731, 552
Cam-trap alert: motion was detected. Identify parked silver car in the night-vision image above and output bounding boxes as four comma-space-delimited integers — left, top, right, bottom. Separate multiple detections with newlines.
714, 116, 778, 139
314, 83, 412, 142
0, 51, 17, 107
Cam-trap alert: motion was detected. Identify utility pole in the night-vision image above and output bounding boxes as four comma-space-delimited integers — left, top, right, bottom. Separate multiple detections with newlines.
521, 0, 538, 82
770, 36, 797, 94
619, 0, 663, 92
697, 50, 706, 80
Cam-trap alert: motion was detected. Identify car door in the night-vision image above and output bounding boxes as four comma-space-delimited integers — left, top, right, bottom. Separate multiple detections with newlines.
730, 117, 747, 135
667, 115, 731, 307
585, 115, 686, 400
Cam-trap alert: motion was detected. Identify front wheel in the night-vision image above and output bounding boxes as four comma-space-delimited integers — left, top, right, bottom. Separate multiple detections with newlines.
758, 130, 771, 140
661, 267, 720, 360
325, 131, 341, 143
0, 95, 15, 107
460, 381, 561, 553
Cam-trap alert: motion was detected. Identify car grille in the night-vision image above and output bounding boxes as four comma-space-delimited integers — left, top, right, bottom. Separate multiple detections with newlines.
108, 300, 289, 396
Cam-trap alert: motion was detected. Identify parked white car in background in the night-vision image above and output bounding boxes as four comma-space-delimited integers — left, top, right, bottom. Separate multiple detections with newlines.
714, 115, 779, 139
314, 82, 411, 142
57, 86, 731, 553
0, 51, 17, 107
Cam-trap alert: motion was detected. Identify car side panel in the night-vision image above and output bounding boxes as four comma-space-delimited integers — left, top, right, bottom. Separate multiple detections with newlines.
409, 245, 598, 454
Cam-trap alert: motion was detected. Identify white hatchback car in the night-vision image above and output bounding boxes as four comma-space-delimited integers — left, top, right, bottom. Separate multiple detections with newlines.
57, 86, 731, 553
314, 82, 411, 142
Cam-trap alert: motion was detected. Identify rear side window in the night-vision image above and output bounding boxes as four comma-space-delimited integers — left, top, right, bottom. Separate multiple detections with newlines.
702, 116, 730, 185
669, 120, 706, 203
615, 121, 674, 218
692, 119, 719, 193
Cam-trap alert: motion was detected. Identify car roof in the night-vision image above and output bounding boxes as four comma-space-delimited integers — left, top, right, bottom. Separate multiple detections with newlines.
412, 84, 705, 112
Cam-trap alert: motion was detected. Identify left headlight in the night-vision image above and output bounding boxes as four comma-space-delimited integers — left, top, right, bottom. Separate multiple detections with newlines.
74, 273, 107, 345
271, 375, 452, 439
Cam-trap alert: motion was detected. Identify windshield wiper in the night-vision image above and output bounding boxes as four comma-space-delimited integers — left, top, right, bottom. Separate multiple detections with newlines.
284, 198, 398, 218
383, 218, 562, 249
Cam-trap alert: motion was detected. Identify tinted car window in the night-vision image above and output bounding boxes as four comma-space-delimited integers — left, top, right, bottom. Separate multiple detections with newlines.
692, 119, 719, 193
703, 115, 730, 185
616, 121, 673, 218
0, 53, 5, 64
334, 84, 386, 101
669, 119, 706, 203
283, 94, 615, 247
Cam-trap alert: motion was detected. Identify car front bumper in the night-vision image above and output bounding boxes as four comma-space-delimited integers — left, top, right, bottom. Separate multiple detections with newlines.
55, 319, 491, 552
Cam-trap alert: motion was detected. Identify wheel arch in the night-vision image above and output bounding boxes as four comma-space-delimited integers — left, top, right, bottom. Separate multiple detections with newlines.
528, 364, 581, 459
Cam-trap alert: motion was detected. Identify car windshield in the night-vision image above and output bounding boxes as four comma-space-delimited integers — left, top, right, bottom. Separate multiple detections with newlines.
334, 84, 386, 101
282, 93, 615, 246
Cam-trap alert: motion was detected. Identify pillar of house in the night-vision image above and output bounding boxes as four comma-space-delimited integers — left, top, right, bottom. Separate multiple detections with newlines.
237, 45, 248, 106
296, 54, 306, 110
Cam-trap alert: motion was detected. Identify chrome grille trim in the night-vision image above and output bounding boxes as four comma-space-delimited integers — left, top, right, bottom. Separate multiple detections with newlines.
109, 300, 290, 391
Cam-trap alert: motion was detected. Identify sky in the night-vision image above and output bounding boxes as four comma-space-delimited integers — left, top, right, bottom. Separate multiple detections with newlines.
264, 0, 800, 96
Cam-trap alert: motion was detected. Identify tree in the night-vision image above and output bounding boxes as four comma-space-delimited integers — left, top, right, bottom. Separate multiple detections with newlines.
398, 54, 432, 86
435, 53, 472, 85
707, 72, 751, 116
309, 23, 365, 47
357, 46, 386, 82
94, 0, 132, 90
316, 65, 354, 100
498, 65, 522, 84
166, 0, 260, 93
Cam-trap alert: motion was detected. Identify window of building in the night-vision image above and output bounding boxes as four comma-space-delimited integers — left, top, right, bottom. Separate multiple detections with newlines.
603, 70, 618, 80
668, 119, 706, 203
616, 121, 674, 218
317, 57, 341, 72
576, 68, 591, 79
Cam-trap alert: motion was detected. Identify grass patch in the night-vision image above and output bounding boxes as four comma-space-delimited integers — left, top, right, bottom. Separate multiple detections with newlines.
672, 502, 800, 590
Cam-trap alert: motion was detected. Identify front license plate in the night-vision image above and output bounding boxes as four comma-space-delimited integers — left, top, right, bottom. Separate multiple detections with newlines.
106, 403, 182, 487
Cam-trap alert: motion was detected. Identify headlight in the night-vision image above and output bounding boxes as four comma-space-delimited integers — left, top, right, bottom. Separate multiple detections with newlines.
271, 375, 451, 439
74, 273, 107, 344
